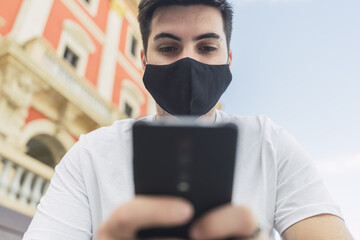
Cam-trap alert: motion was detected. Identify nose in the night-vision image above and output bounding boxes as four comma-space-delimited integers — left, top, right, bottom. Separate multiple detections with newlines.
178, 47, 196, 61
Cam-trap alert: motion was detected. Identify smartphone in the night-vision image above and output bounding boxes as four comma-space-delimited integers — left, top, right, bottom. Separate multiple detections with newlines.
132, 119, 238, 239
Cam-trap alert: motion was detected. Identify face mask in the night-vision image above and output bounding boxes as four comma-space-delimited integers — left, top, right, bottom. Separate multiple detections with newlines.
143, 57, 232, 116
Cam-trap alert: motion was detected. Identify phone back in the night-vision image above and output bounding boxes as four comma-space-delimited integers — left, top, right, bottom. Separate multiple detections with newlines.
132, 120, 238, 239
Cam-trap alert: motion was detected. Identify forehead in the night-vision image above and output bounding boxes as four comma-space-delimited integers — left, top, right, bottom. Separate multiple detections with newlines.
150, 5, 225, 37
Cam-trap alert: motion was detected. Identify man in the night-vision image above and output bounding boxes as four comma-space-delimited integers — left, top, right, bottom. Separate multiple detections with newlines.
23, 0, 354, 239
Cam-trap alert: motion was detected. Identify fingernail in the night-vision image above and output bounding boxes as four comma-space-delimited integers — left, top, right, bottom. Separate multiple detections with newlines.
173, 203, 192, 220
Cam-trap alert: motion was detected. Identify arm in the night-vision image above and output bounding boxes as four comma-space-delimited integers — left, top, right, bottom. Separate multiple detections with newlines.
23, 142, 92, 240
282, 214, 354, 240
274, 127, 352, 239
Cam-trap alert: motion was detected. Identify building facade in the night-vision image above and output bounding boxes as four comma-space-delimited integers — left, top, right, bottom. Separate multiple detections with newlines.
0, 0, 154, 238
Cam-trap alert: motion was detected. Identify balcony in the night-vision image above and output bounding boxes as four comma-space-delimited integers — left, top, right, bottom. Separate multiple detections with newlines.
0, 141, 53, 239
0, 37, 127, 238
0, 141, 52, 216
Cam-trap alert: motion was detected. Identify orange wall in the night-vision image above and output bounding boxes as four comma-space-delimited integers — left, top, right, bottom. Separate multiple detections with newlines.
118, 18, 143, 73
43, 0, 105, 87
0, 0, 23, 36
0, 0, 149, 116
25, 107, 48, 124
112, 64, 123, 105
74, 0, 109, 33
25, 107, 78, 141
112, 62, 148, 117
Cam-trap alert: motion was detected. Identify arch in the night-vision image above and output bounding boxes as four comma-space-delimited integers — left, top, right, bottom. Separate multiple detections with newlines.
26, 135, 59, 167
20, 119, 75, 166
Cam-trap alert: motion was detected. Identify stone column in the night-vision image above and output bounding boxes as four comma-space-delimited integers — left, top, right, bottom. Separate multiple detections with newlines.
0, 65, 37, 148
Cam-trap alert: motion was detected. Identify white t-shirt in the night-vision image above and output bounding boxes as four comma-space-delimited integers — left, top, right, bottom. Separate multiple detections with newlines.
23, 110, 342, 240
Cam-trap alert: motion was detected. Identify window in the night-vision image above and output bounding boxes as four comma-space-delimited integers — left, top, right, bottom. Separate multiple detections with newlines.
125, 102, 133, 117
119, 80, 145, 118
57, 20, 95, 76
130, 37, 138, 57
125, 26, 141, 67
63, 46, 79, 68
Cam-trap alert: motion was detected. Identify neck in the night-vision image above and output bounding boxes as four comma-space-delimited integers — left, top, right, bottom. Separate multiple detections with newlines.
155, 105, 216, 122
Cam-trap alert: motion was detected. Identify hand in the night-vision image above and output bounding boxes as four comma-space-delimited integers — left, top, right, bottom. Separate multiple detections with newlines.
190, 204, 268, 240
95, 196, 193, 240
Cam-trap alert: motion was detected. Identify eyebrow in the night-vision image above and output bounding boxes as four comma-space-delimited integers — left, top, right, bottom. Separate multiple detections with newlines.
153, 32, 221, 42
193, 33, 220, 41
154, 33, 181, 41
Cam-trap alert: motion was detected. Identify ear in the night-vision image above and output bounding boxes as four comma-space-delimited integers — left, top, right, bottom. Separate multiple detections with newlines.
228, 49, 233, 69
141, 49, 146, 71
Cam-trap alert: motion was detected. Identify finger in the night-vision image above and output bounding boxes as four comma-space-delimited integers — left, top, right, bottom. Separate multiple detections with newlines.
103, 196, 193, 239
190, 204, 259, 240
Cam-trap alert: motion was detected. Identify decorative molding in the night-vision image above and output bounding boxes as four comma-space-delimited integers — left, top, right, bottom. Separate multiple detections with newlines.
0, 64, 38, 148
119, 79, 144, 118
122, 79, 145, 104
63, 20, 96, 53
20, 119, 74, 157
125, 25, 142, 68
61, 0, 105, 44
117, 51, 143, 85
9, 0, 54, 44
57, 20, 93, 76
0, 37, 120, 133
24, 38, 115, 124
77, 0, 100, 17
0, 142, 53, 217
0, 141, 54, 182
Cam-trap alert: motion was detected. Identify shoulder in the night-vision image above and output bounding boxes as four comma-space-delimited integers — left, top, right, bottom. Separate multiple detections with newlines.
77, 115, 154, 155
216, 110, 283, 142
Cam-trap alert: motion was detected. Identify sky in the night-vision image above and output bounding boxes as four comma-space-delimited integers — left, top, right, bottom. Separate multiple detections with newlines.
222, 0, 360, 238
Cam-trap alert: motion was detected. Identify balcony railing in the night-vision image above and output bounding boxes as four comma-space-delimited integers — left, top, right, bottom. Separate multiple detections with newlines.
23, 37, 125, 126
0, 142, 53, 217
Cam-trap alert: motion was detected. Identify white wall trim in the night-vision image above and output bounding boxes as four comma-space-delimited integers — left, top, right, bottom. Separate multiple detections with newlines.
125, 26, 141, 68
63, 20, 95, 53
77, 0, 100, 17
57, 23, 90, 77
124, 10, 140, 35
119, 79, 145, 118
61, 0, 105, 44
117, 51, 143, 85
9, 0, 54, 44
97, 10, 122, 101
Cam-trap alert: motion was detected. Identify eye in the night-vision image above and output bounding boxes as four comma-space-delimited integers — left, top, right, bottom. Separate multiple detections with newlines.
159, 46, 178, 53
198, 46, 217, 53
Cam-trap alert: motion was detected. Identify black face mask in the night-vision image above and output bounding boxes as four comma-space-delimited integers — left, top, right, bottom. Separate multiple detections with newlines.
143, 57, 232, 116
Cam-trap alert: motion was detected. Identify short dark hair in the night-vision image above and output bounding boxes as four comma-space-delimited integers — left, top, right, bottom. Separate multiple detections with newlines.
138, 0, 233, 55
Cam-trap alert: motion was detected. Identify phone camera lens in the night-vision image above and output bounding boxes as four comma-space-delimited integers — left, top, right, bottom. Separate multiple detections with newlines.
177, 182, 190, 192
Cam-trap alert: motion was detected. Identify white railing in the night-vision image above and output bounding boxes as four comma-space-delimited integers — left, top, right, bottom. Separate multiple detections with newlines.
0, 142, 53, 216
42, 52, 112, 120
23, 37, 124, 126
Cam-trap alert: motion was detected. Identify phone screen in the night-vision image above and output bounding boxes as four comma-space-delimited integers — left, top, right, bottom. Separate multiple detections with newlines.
132, 120, 238, 239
